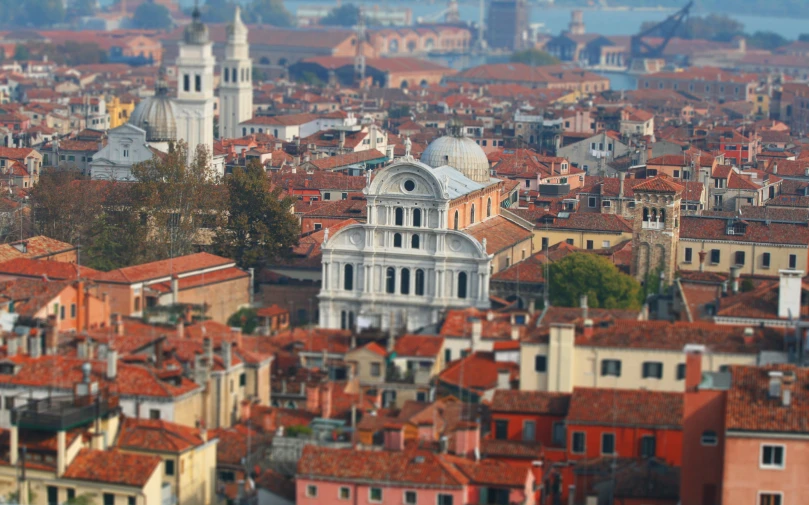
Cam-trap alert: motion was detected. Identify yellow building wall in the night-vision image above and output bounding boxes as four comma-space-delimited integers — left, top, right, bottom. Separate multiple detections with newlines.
173, 390, 205, 428
531, 228, 632, 252
678, 240, 809, 276
107, 97, 135, 129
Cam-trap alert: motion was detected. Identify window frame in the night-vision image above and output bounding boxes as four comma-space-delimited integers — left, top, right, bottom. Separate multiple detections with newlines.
676, 363, 686, 380
710, 249, 721, 265
601, 432, 616, 455
757, 491, 783, 505
642, 361, 664, 379
760, 443, 785, 470
404, 490, 418, 505
338, 487, 351, 500
306, 485, 318, 498
762, 252, 771, 268
437, 494, 454, 505
571, 431, 586, 454
534, 355, 547, 372
369, 487, 383, 503
701, 430, 718, 446
789, 254, 797, 269
600, 359, 622, 377
165, 459, 175, 476
640, 435, 656, 458
684, 247, 693, 263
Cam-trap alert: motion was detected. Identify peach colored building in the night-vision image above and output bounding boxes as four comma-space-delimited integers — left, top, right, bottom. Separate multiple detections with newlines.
681, 349, 809, 505
93, 252, 249, 323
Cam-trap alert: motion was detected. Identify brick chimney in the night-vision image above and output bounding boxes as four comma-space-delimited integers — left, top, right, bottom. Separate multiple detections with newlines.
453, 421, 480, 459
75, 281, 85, 332
583, 318, 594, 338
383, 422, 405, 451
470, 318, 482, 352
698, 250, 707, 272
684, 344, 705, 392
45, 314, 58, 355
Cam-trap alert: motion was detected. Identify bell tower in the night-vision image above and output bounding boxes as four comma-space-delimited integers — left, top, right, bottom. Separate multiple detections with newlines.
631, 175, 683, 284
175, 6, 215, 163
219, 6, 252, 140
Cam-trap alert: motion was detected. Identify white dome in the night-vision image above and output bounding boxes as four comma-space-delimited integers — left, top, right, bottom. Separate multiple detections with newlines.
420, 135, 490, 183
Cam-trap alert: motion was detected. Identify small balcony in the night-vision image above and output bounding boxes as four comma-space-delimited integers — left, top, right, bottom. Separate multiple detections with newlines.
11, 394, 119, 432
642, 220, 664, 230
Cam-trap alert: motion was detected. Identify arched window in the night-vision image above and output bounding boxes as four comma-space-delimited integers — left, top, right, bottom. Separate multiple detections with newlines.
458, 272, 468, 299
411, 234, 420, 249
395, 207, 404, 226
454, 211, 459, 230
413, 208, 422, 227
343, 264, 354, 291
415, 269, 425, 295
651, 208, 657, 221
487, 198, 492, 218
348, 311, 355, 330
224, 69, 229, 83
470, 204, 476, 224
393, 233, 403, 248
401, 268, 410, 295
340, 310, 347, 329
660, 208, 666, 223
386, 267, 395, 294
643, 208, 649, 221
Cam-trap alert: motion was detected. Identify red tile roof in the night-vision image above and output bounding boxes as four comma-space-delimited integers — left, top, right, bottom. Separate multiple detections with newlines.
568, 388, 683, 429
0, 278, 72, 317
490, 390, 570, 416
393, 334, 444, 358
680, 217, 809, 246
438, 351, 518, 393
453, 458, 530, 487
96, 252, 233, 284
466, 216, 533, 254
725, 365, 809, 433
479, 439, 543, 459
298, 446, 468, 487
632, 175, 683, 194
63, 449, 161, 488
0, 236, 75, 262
0, 258, 102, 280
117, 417, 207, 453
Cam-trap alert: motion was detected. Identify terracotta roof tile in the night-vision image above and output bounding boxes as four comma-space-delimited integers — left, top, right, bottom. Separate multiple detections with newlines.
63, 449, 161, 488
393, 335, 444, 358
680, 217, 809, 245
725, 364, 809, 433
490, 390, 570, 416
632, 175, 683, 194
0, 258, 101, 281
466, 216, 533, 254
97, 252, 233, 284
117, 417, 207, 453
479, 439, 543, 459
568, 388, 682, 428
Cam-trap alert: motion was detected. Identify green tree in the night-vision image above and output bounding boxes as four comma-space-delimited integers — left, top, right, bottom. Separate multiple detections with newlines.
746, 31, 789, 50
510, 48, 559, 67
132, 141, 226, 262
29, 172, 105, 248
320, 4, 360, 26
13, 44, 30, 61
243, 0, 292, 27
18, 0, 65, 27
201, 0, 235, 23
131, 0, 172, 29
215, 160, 299, 270
69, 0, 97, 19
547, 253, 642, 310
83, 210, 148, 271
228, 307, 259, 334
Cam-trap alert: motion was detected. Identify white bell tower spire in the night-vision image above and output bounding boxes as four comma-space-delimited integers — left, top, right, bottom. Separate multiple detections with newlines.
219, 6, 253, 140
175, 4, 215, 164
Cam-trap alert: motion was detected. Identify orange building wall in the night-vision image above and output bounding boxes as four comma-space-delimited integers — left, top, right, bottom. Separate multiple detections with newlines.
448, 184, 502, 230
566, 424, 683, 466
681, 390, 726, 505
722, 437, 809, 505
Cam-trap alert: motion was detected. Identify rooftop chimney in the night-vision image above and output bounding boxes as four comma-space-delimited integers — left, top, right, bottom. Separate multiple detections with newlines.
470, 319, 482, 352
7, 336, 17, 356
453, 421, 480, 459
743, 327, 755, 345
45, 315, 58, 355
782, 371, 795, 407
29, 334, 41, 359
778, 269, 803, 319
497, 369, 511, 390
383, 422, 405, 451
583, 318, 594, 338
729, 266, 740, 293
698, 250, 707, 272
106, 350, 118, 380
580, 294, 588, 320
113, 314, 124, 336
683, 344, 706, 392
222, 341, 233, 370
510, 325, 520, 341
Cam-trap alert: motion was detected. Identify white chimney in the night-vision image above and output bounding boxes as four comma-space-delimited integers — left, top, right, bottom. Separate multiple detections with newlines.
497, 369, 511, 390
470, 319, 482, 352
107, 350, 118, 380
778, 269, 803, 319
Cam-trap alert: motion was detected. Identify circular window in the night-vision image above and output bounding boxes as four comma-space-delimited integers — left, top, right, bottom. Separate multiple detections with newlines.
403, 180, 416, 192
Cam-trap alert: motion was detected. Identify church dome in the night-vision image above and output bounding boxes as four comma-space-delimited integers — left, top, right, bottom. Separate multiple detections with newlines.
129, 78, 176, 142
420, 134, 491, 183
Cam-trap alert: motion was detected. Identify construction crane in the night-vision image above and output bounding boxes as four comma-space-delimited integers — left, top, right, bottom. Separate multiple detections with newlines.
630, 1, 693, 59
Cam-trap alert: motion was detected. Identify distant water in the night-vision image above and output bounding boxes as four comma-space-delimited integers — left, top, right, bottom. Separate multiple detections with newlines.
276, 1, 809, 40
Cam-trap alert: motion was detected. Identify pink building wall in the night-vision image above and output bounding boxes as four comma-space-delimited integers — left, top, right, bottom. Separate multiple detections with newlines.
296, 479, 465, 505
722, 437, 809, 505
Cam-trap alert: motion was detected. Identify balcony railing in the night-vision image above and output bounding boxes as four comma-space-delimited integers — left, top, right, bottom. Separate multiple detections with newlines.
642, 220, 664, 230
11, 394, 119, 432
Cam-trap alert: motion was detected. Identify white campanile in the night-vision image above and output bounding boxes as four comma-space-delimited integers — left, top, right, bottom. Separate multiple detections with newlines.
175, 6, 215, 163
219, 6, 252, 140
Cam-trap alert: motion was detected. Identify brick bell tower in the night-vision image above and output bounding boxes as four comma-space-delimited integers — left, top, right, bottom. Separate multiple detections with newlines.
631, 175, 683, 284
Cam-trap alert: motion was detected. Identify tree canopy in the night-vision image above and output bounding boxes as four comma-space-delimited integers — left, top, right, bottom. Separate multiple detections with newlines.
547, 253, 642, 310
131, 1, 172, 29
215, 160, 299, 270
320, 4, 361, 26
243, 0, 293, 27
510, 49, 559, 67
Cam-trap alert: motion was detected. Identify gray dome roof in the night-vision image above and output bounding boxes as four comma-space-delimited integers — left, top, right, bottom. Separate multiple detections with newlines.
184, 7, 210, 45
420, 135, 490, 183
129, 85, 176, 142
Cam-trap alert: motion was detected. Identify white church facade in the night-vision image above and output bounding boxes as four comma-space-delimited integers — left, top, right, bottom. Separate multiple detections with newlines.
90, 8, 251, 180
319, 136, 502, 333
